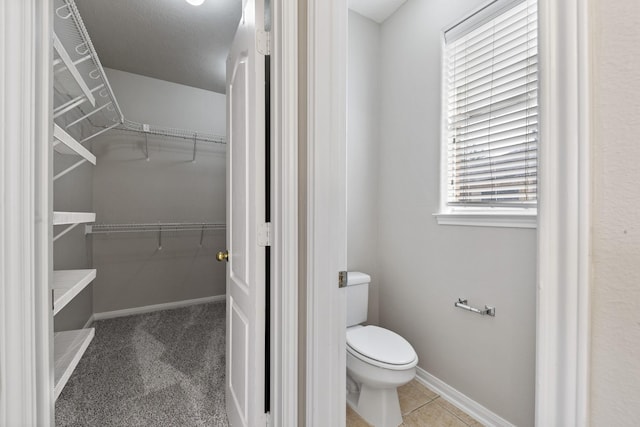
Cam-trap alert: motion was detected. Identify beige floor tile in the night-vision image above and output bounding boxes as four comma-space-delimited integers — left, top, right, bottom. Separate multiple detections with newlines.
347, 404, 373, 427
401, 401, 468, 427
435, 398, 484, 426
398, 379, 439, 415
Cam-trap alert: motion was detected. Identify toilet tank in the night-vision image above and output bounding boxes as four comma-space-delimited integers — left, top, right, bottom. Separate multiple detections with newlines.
346, 272, 370, 327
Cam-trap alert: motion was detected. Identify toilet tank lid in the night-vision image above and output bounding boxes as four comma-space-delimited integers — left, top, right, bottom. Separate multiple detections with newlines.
347, 271, 370, 286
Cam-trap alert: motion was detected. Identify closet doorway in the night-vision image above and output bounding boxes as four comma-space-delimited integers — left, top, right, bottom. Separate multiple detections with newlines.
50, 0, 269, 425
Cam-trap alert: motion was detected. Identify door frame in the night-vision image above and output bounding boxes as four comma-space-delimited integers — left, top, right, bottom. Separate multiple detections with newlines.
1, 0, 593, 425
304, 0, 348, 426
1, 0, 301, 425
304, 0, 592, 426
535, 0, 592, 424
0, 0, 53, 426
270, 0, 300, 425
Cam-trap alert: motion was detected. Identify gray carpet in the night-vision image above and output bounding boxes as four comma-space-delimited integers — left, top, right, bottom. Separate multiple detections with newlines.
56, 302, 229, 426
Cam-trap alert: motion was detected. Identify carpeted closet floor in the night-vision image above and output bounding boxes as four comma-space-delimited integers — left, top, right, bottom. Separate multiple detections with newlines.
56, 302, 228, 427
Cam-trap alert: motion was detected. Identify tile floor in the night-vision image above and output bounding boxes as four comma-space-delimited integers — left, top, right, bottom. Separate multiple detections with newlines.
346, 379, 483, 427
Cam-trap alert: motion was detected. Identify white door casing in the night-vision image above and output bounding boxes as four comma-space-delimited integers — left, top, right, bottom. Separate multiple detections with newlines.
0, 0, 53, 425
226, 1, 267, 426
305, 0, 348, 425
536, 0, 592, 425
268, 0, 299, 424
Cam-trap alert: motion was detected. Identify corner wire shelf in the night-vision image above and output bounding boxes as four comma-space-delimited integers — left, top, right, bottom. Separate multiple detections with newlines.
53, 0, 226, 153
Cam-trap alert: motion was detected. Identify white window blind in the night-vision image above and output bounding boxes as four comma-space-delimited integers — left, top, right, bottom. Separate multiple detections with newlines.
445, 0, 538, 208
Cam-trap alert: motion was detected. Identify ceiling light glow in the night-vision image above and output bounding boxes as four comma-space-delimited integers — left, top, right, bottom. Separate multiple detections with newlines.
186, 0, 205, 5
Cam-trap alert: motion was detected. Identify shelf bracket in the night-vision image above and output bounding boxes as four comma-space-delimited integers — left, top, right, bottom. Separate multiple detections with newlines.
53, 223, 80, 242
80, 122, 120, 144
53, 124, 96, 164
192, 134, 197, 163
54, 97, 87, 119
54, 54, 91, 75
53, 84, 105, 118
144, 132, 150, 161
54, 159, 88, 181
65, 102, 113, 129
53, 32, 96, 107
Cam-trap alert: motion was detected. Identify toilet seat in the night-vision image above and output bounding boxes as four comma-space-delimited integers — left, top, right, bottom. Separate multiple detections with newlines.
347, 326, 418, 370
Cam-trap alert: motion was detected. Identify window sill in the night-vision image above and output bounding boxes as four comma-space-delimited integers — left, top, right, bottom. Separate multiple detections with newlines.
434, 210, 537, 229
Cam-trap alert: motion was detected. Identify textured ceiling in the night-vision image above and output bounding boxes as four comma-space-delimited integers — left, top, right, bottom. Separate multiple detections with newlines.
75, 0, 242, 93
348, 0, 407, 23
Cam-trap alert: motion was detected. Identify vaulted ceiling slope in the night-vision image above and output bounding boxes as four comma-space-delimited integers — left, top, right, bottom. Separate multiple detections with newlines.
75, 0, 242, 94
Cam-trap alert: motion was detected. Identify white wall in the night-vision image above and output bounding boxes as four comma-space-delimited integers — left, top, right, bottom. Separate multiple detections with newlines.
374, 1, 536, 425
91, 68, 227, 313
590, 0, 640, 424
348, 11, 381, 325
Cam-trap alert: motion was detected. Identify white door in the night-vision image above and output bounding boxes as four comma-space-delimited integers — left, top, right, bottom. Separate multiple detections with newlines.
224, 0, 267, 426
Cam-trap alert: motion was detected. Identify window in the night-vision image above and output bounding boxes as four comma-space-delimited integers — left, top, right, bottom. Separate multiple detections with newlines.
437, 0, 538, 228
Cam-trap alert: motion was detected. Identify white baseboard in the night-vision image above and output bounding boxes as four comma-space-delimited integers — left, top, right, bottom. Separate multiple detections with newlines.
93, 295, 226, 321
414, 366, 516, 427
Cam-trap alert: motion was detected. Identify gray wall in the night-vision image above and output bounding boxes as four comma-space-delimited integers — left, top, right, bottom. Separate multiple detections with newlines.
347, 1, 536, 425
53, 155, 94, 331
91, 68, 226, 313
590, 0, 640, 423
348, 11, 381, 325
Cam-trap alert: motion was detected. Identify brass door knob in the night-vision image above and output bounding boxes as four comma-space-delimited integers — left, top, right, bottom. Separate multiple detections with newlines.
216, 250, 229, 262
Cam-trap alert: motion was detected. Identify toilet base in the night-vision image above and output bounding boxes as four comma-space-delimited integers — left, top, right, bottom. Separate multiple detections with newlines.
348, 383, 403, 427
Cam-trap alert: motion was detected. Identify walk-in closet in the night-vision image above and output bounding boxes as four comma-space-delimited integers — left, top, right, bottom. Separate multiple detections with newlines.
51, 0, 240, 424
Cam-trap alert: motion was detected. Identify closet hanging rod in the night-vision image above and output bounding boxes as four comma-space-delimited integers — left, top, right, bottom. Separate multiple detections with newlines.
85, 222, 226, 235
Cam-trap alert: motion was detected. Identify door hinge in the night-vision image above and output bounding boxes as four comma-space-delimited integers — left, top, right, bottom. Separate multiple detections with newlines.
257, 30, 271, 55
258, 222, 272, 247
339, 271, 348, 288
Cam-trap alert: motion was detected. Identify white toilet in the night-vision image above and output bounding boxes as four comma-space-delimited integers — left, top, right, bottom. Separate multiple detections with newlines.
345, 272, 418, 427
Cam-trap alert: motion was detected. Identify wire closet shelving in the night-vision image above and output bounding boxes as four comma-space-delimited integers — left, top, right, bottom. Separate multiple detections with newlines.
86, 222, 226, 234
50, 0, 228, 401
86, 222, 227, 250
53, 0, 226, 154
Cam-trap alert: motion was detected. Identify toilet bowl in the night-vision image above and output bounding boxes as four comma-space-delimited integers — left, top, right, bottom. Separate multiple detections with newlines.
345, 273, 418, 427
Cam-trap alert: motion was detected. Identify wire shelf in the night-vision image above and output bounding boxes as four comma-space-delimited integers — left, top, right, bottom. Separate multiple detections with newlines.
86, 222, 226, 249
54, 0, 123, 143
86, 222, 226, 234
53, 0, 226, 147
120, 119, 226, 145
